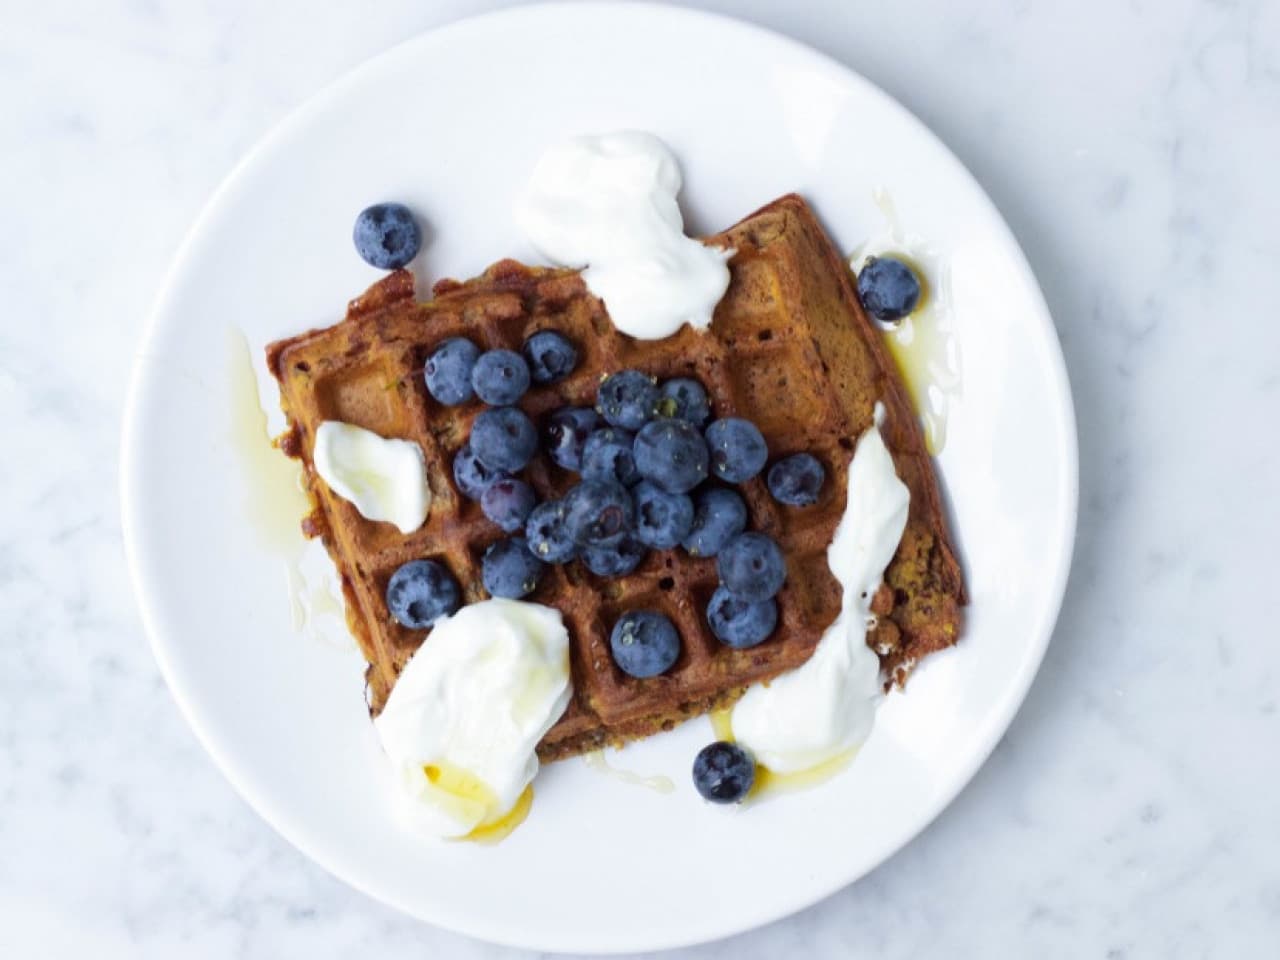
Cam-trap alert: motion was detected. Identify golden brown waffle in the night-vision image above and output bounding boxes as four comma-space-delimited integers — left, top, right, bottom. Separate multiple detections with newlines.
267, 194, 965, 761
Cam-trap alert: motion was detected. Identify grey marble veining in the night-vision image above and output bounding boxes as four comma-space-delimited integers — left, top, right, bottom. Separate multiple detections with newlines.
2, 0, 1278, 956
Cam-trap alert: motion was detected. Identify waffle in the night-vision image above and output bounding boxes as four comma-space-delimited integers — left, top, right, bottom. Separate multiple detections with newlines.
267, 194, 965, 761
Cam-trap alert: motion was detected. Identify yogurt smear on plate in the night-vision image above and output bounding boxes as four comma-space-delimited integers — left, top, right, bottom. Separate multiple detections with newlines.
733, 403, 909, 773
515, 131, 732, 340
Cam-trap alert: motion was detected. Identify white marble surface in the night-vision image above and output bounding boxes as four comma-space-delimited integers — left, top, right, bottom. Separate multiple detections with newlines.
3, 0, 1278, 955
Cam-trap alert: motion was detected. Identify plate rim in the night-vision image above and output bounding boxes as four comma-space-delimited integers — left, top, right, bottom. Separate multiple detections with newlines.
120, 1, 1079, 951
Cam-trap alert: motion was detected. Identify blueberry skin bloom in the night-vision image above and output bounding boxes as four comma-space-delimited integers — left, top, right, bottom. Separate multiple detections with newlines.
581, 536, 647, 578
717, 532, 786, 602
581, 427, 639, 486
656, 377, 712, 426
353, 202, 421, 270
542, 406, 600, 472
471, 349, 531, 406
452, 442, 509, 501
610, 610, 681, 678
523, 330, 578, 384
480, 478, 538, 533
469, 406, 538, 473
525, 500, 577, 563
563, 480, 635, 546
692, 741, 755, 803
633, 418, 710, 495
767, 453, 826, 506
481, 537, 545, 599
385, 559, 460, 628
424, 337, 480, 406
856, 255, 921, 322
706, 586, 777, 648
597, 370, 660, 430
704, 418, 768, 483
632, 481, 695, 550
681, 487, 748, 558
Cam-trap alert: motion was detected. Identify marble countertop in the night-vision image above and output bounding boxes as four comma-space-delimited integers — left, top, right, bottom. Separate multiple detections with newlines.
3, 1, 1277, 956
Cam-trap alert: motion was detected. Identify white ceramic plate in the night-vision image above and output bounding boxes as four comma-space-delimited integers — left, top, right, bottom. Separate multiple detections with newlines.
121, 3, 1076, 952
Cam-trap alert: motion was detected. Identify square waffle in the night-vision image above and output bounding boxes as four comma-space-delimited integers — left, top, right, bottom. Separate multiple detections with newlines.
267, 194, 965, 761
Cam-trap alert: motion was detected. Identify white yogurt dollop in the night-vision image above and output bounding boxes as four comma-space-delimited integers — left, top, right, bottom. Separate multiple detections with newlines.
514, 131, 732, 340
733, 404, 909, 773
313, 421, 431, 534
374, 599, 571, 838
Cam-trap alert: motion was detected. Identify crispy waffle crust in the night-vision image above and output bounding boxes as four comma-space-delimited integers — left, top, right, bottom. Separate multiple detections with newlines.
267, 194, 965, 761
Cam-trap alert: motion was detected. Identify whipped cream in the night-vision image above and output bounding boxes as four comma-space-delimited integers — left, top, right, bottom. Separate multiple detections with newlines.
514, 131, 732, 340
313, 421, 430, 534
373, 599, 571, 838
732, 404, 909, 773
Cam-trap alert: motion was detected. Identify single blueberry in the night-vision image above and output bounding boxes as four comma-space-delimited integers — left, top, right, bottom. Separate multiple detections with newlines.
482, 537, 545, 599
471, 349, 530, 406
522, 330, 578, 384
632, 481, 694, 550
597, 370, 660, 430
470, 406, 538, 473
352, 202, 421, 270
525, 500, 578, 563
452, 442, 509, 501
634, 418, 710, 494
581, 427, 639, 485
704, 418, 768, 483
481, 478, 538, 533
692, 741, 756, 803
856, 255, 921, 322
543, 406, 600, 471
609, 610, 681, 678
681, 487, 748, 558
581, 536, 646, 578
656, 377, 712, 426
424, 337, 480, 406
767, 453, 826, 506
717, 532, 786, 602
385, 559, 460, 629
563, 480, 635, 546
706, 586, 777, 648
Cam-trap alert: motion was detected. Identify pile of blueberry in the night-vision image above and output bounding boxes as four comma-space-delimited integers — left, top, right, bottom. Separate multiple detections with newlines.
383, 322, 830, 674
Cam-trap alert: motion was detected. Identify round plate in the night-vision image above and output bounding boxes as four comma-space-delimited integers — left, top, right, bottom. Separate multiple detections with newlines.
122, 3, 1076, 953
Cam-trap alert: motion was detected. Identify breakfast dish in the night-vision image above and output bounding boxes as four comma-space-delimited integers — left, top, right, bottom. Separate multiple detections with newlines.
267, 171, 965, 825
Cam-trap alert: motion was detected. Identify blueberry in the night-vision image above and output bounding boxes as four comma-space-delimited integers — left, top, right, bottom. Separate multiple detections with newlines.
633, 481, 694, 550
634, 418, 710, 494
522, 330, 578, 384
767, 453, 826, 506
424, 337, 480, 406
692, 741, 755, 803
581, 427, 639, 485
482, 537, 545, 599
597, 370, 659, 430
525, 500, 577, 563
582, 536, 646, 578
707, 586, 777, 648
681, 487, 748, 558
543, 407, 600, 471
481, 478, 538, 533
470, 406, 538, 473
609, 610, 680, 678
563, 480, 634, 546
705, 418, 768, 483
717, 532, 786, 602
452, 442, 509, 501
470, 349, 530, 405
352, 202, 421, 270
656, 377, 711, 426
385, 559, 459, 628
856, 255, 921, 322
